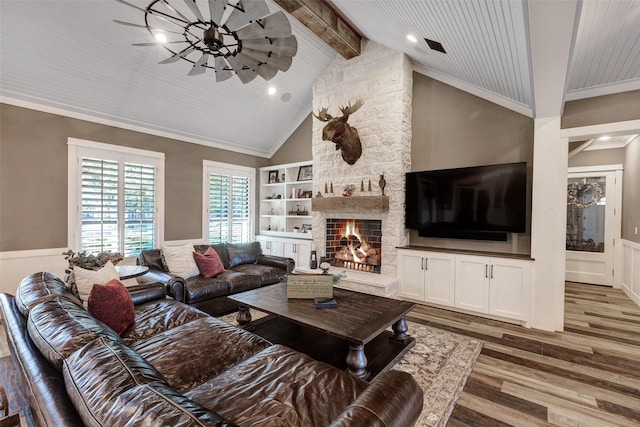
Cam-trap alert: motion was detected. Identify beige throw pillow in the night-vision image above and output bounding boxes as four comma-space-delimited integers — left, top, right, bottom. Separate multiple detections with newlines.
73, 260, 120, 307
162, 243, 200, 279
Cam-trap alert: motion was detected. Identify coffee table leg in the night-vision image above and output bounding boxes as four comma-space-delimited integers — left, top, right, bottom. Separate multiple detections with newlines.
391, 316, 410, 342
236, 306, 255, 331
346, 344, 369, 380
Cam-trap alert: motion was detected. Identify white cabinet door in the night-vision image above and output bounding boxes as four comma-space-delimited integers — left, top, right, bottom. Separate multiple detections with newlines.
455, 256, 490, 313
257, 236, 284, 257
424, 253, 456, 307
489, 258, 531, 320
283, 239, 310, 269
397, 250, 426, 300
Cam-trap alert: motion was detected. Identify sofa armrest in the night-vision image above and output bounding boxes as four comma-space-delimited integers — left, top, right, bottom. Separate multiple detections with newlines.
257, 254, 295, 273
136, 268, 187, 303
127, 282, 166, 306
330, 370, 423, 427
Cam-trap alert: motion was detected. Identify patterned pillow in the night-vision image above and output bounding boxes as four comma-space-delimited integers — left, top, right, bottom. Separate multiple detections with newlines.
87, 279, 136, 335
193, 247, 225, 278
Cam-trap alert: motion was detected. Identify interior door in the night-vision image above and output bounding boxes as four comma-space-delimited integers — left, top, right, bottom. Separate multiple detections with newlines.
565, 169, 619, 285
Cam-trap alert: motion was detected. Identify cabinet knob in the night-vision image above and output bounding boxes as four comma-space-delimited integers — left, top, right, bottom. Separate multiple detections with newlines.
490, 264, 494, 279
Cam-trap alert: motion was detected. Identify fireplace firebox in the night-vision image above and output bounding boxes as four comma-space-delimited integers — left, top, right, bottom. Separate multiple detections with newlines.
325, 219, 382, 274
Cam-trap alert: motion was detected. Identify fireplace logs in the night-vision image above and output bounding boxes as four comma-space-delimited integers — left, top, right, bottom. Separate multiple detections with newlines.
326, 219, 382, 274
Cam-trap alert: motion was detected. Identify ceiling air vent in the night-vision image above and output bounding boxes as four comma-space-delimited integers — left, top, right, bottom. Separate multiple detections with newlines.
424, 38, 446, 54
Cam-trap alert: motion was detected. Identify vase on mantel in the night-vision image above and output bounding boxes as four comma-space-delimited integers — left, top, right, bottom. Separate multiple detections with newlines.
378, 174, 386, 196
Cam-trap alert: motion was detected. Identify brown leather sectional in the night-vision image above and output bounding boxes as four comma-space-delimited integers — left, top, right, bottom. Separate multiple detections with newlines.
138, 242, 295, 315
0, 272, 424, 426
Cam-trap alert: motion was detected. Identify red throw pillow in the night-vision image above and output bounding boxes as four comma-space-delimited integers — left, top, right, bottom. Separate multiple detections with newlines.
87, 279, 136, 335
193, 247, 224, 278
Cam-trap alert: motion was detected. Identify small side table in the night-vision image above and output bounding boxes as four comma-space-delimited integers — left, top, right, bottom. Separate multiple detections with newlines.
115, 265, 149, 281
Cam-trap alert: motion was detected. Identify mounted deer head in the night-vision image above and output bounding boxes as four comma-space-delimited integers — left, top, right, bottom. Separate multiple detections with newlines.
313, 98, 364, 165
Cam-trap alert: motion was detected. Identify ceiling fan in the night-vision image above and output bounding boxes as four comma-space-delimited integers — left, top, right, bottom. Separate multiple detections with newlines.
114, 0, 298, 83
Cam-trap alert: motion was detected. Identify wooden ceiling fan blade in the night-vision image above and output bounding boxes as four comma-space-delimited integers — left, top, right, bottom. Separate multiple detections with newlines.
235, 11, 291, 39
208, 0, 226, 24
160, 0, 191, 23
158, 46, 196, 64
241, 36, 297, 56
184, 0, 206, 22
214, 57, 233, 82
255, 63, 278, 81
241, 48, 292, 71
225, 55, 258, 83
224, 0, 270, 31
232, 52, 262, 70
188, 52, 209, 75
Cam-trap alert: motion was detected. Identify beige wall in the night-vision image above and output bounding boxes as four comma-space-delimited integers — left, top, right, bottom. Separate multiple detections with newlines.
0, 103, 268, 252
411, 74, 534, 171
623, 137, 640, 244
269, 115, 312, 165
568, 148, 626, 168
562, 90, 640, 128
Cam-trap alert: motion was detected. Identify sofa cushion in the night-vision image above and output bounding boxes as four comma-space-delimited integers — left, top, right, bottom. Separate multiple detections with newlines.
15, 272, 83, 316
121, 299, 208, 344
87, 279, 136, 335
227, 242, 262, 268
73, 261, 120, 306
185, 345, 368, 427
132, 317, 272, 393
27, 297, 123, 371
193, 247, 224, 278
139, 249, 167, 272
230, 264, 285, 286
214, 270, 262, 295
182, 276, 229, 303
63, 336, 233, 427
194, 244, 230, 269
162, 243, 200, 279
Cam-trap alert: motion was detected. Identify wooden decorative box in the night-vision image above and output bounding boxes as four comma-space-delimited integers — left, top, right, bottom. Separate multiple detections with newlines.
286, 274, 333, 299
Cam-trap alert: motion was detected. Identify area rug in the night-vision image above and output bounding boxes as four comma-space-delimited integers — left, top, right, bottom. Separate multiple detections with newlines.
219, 311, 483, 427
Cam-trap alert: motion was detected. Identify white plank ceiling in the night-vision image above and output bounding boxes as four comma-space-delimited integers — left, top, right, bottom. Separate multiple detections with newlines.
1, 0, 639, 157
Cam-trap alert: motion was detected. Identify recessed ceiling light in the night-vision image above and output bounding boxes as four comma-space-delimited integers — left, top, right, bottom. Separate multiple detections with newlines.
154, 32, 167, 43
599, 135, 611, 140
406, 34, 418, 43
268, 86, 277, 95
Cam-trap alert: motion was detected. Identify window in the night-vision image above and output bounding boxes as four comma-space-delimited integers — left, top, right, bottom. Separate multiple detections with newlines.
68, 138, 164, 257
203, 160, 254, 244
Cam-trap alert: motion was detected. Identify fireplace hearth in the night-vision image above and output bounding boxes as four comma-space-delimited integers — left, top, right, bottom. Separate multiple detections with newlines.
325, 219, 382, 274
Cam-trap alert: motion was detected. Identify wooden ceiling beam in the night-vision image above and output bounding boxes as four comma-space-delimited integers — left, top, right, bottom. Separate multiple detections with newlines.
273, 0, 361, 59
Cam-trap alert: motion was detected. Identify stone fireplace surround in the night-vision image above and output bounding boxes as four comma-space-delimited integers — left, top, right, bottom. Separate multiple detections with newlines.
307, 40, 412, 296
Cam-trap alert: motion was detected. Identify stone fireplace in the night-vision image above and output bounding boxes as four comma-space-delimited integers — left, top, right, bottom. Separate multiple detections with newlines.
311, 40, 412, 281
325, 219, 382, 273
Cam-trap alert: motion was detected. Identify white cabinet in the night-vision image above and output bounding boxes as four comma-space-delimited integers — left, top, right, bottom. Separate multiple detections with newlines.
455, 255, 531, 321
259, 161, 313, 238
397, 250, 455, 307
256, 235, 283, 257
283, 239, 311, 269
257, 235, 311, 269
398, 248, 532, 323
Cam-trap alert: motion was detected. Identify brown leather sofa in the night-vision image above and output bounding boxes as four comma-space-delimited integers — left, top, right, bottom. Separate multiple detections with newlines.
0, 272, 424, 427
138, 242, 295, 315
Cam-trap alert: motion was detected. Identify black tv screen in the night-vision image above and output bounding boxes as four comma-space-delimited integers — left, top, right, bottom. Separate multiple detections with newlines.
405, 162, 527, 239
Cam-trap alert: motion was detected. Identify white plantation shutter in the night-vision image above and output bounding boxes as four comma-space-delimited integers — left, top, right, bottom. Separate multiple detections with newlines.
80, 158, 119, 254
204, 161, 254, 244
69, 139, 164, 257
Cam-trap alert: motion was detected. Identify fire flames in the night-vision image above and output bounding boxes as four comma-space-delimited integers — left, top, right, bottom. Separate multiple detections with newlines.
335, 220, 380, 272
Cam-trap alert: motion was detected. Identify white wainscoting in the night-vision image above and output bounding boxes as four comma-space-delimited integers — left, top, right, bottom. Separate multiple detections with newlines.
621, 239, 640, 307
0, 248, 68, 295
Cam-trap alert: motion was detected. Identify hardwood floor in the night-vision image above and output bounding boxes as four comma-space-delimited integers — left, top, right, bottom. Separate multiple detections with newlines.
407, 282, 640, 426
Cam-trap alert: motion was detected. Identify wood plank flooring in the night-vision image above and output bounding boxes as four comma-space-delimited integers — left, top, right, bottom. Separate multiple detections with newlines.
407, 282, 640, 426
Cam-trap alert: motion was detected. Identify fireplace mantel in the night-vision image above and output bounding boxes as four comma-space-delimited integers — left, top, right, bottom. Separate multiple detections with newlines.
312, 196, 389, 213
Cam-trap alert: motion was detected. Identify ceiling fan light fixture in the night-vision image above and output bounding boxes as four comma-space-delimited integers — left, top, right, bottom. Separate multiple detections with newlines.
115, 0, 298, 83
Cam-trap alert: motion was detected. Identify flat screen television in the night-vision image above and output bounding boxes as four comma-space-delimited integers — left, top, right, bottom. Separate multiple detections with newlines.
405, 162, 527, 241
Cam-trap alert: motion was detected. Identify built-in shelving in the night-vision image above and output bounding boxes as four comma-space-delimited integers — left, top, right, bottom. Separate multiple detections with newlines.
258, 161, 313, 240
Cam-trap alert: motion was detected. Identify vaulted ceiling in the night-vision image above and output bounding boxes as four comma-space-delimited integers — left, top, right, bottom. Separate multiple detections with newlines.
1, 1, 639, 157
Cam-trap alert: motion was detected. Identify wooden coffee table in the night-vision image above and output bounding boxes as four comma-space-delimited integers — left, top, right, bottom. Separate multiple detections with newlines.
228, 283, 415, 380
